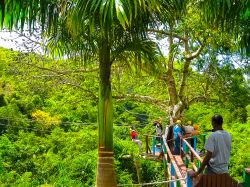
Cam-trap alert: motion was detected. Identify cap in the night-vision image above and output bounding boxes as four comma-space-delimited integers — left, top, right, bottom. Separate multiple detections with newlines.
176, 120, 181, 124
193, 124, 198, 130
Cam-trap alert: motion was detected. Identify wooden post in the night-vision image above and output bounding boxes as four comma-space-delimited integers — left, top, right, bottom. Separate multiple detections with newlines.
243, 168, 250, 187
146, 135, 148, 154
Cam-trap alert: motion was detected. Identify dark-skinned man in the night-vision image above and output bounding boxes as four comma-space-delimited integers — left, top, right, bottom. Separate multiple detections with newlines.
189, 114, 232, 178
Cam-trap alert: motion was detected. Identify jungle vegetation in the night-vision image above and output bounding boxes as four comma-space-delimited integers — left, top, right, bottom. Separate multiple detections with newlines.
0, 0, 249, 186
0, 45, 249, 185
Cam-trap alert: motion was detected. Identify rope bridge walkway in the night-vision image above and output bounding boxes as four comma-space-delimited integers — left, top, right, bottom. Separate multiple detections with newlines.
140, 133, 250, 187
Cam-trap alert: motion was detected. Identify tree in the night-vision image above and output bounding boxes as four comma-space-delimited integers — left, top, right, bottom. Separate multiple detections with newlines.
0, 1, 163, 186
200, 0, 250, 55
146, 0, 249, 120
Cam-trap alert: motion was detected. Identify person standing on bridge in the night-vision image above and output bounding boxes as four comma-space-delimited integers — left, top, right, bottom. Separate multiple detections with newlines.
173, 119, 183, 155
189, 114, 232, 178
153, 120, 163, 144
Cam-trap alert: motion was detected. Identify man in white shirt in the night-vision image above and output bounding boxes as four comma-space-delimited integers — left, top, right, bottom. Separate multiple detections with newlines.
190, 114, 232, 177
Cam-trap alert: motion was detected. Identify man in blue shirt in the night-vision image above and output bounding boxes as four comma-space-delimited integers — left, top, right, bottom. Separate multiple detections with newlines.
173, 120, 182, 155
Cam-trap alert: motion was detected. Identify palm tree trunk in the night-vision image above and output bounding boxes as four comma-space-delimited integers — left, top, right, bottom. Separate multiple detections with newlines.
96, 38, 117, 187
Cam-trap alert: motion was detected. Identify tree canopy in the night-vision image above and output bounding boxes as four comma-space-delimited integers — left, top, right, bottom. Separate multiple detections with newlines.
0, 0, 249, 186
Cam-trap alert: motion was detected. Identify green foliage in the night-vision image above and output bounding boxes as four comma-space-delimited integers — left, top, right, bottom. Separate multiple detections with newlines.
184, 103, 250, 181
0, 36, 249, 185
0, 127, 98, 186
114, 137, 164, 184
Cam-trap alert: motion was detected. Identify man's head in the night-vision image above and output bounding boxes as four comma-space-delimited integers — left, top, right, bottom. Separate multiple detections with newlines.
211, 114, 223, 129
172, 117, 178, 123
153, 120, 159, 126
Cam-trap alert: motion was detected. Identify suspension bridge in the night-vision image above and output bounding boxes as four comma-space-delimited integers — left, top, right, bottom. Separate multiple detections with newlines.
141, 133, 250, 187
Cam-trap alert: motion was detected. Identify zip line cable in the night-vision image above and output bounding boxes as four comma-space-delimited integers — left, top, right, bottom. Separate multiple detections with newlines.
122, 106, 167, 119
117, 177, 186, 186
0, 117, 98, 126
0, 123, 52, 133
0, 116, 162, 128
0, 117, 122, 127
0, 117, 139, 134
0, 105, 167, 127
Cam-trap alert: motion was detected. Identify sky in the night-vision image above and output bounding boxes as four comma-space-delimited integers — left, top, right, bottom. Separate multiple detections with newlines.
0, 31, 21, 49
0, 29, 170, 56
0, 29, 43, 54
0, 29, 248, 70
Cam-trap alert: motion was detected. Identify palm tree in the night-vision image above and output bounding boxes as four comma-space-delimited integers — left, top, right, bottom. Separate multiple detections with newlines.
0, 1, 161, 186
46, 1, 161, 186
199, 0, 250, 55
2, 0, 247, 186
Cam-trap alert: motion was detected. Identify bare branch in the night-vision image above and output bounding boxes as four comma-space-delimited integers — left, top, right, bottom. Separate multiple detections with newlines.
31, 74, 66, 78
148, 29, 187, 42
188, 96, 217, 105
113, 94, 169, 111
185, 42, 205, 60
25, 63, 99, 75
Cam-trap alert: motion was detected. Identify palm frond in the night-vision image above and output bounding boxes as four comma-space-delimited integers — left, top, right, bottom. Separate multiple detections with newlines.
199, 0, 250, 55
111, 37, 162, 74
0, 0, 68, 34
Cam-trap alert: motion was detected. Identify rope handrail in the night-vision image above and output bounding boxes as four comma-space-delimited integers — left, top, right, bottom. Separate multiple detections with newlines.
117, 177, 186, 186
178, 132, 203, 163
163, 138, 186, 186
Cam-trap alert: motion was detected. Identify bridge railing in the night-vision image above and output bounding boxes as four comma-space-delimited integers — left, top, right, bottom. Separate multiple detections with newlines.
162, 137, 186, 187
178, 133, 206, 172
144, 133, 207, 186
178, 133, 249, 187
144, 134, 163, 156
143, 132, 250, 187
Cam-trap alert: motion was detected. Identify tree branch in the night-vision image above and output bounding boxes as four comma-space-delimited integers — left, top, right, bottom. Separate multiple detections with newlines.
148, 29, 187, 42
113, 94, 169, 112
188, 96, 217, 105
25, 63, 99, 75
185, 42, 205, 60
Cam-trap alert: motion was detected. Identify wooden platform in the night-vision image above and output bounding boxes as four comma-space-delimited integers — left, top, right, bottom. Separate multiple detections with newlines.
145, 152, 162, 162
174, 155, 187, 178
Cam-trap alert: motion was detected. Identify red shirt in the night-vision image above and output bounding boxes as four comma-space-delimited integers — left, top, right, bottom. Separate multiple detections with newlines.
131, 131, 137, 139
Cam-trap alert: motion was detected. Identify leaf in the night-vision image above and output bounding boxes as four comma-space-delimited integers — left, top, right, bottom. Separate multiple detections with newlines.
115, 0, 129, 29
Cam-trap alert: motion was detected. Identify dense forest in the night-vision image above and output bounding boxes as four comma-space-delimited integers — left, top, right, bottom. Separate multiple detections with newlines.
0, 0, 249, 186
0, 46, 249, 186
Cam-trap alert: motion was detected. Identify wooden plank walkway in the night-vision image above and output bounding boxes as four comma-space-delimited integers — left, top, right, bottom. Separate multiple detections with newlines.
174, 155, 187, 178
